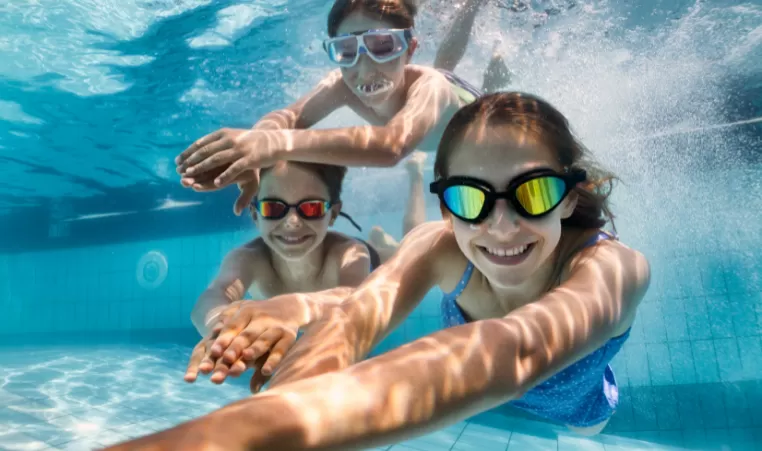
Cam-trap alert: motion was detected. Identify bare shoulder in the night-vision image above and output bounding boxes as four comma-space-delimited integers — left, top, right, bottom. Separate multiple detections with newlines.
324, 232, 371, 261
569, 238, 651, 334
571, 239, 650, 287
392, 221, 470, 289
407, 65, 457, 94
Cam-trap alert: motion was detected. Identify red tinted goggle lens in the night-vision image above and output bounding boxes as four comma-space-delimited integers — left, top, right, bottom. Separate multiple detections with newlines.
256, 200, 328, 220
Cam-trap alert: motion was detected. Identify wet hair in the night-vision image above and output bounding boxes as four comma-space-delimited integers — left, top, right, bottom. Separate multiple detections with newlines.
434, 91, 617, 288
257, 162, 364, 231
260, 161, 348, 203
327, 0, 418, 37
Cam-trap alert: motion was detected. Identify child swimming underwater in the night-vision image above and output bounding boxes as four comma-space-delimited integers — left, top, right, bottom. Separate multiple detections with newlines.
175, 0, 511, 216
184, 152, 429, 385
107, 92, 650, 450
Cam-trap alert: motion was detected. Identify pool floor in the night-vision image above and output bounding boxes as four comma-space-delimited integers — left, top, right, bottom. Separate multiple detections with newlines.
0, 344, 760, 451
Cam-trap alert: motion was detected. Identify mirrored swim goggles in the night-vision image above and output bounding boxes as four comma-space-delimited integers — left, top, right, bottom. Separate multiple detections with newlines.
252, 198, 362, 231
323, 28, 414, 67
429, 169, 587, 223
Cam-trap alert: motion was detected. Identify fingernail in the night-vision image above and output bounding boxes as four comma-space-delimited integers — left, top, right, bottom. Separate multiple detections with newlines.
215, 178, 222, 186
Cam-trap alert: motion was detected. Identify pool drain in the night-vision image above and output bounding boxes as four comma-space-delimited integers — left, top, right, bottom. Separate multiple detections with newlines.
136, 251, 168, 290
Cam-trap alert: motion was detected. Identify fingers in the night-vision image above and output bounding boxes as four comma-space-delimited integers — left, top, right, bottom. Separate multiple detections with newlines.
234, 178, 259, 216
176, 130, 223, 166
239, 328, 286, 370
249, 355, 271, 394
222, 331, 262, 364
177, 137, 232, 173
261, 333, 296, 376
249, 370, 269, 394
209, 358, 233, 384
215, 158, 252, 188
184, 149, 239, 179
208, 308, 252, 358
183, 166, 228, 191
227, 359, 249, 378
184, 340, 212, 383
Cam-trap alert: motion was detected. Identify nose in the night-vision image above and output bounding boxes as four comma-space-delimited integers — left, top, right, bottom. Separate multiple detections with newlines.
283, 210, 303, 229
355, 54, 375, 80
486, 199, 520, 238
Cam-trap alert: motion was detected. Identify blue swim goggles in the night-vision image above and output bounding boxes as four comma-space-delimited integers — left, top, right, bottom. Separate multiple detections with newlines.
323, 28, 414, 67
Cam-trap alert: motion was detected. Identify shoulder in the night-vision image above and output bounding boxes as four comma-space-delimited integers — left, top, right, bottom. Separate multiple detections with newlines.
392, 221, 471, 288
571, 238, 650, 288
325, 232, 371, 262
568, 238, 651, 333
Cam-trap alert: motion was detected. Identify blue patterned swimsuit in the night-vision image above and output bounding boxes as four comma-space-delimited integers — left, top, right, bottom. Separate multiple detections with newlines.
441, 231, 630, 427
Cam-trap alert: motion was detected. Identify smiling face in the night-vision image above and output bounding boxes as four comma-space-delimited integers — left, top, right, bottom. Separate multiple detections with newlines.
444, 124, 578, 288
335, 10, 416, 108
253, 164, 339, 261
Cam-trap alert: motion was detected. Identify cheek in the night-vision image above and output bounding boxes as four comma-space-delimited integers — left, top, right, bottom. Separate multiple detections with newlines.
451, 220, 481, 253
341, 67, 356, 83
381, 60, 405, 80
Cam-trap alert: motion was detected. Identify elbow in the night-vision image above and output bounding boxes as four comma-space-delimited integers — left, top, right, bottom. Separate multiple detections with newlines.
375, 143, 407, 167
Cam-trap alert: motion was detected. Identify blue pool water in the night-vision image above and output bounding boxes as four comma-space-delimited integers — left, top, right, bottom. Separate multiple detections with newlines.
1, 0, 761, 450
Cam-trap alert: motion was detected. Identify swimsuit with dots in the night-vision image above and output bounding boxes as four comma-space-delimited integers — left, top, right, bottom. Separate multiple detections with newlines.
440, 231, 631, 427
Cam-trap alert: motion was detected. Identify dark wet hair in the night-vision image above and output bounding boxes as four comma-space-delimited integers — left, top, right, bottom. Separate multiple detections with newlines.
327, 0, 418, 37
258, 161, 363, 231
434, 91, 618, 288
261, 161, 348, 203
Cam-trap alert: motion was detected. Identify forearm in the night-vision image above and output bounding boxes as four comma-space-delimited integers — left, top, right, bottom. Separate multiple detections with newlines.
216, 282, 628, 449
268, 306, 359, 389
219, 319, 519, 450
282, 127, 406, 167
190, 290, 234, 336
253, 109, 300, 130
292, 285, 355, 325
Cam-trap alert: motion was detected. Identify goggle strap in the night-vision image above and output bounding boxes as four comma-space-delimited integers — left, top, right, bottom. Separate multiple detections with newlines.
339, 212, 362, 232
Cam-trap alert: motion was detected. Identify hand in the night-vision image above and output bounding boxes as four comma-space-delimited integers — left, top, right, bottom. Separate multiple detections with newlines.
176, 128, 285, 189
191, 298, 304, 385
185, 302, 247, 384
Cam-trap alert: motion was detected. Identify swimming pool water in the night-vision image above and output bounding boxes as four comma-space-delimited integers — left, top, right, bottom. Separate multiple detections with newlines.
1, 343, 761, 450
1, 0, 761, 450
1, 196, 761, 450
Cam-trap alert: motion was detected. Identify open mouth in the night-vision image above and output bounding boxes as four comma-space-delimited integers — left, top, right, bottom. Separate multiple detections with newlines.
275, 235, 312, 246
356, 80, 393, 95
477, 242, 536, 266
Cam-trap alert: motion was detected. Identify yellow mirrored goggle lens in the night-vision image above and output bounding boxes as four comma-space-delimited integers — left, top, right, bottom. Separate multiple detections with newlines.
515, 176, 566, 216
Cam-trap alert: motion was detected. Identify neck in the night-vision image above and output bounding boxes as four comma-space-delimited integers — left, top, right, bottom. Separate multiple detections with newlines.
270, 243, 326, 288
489, 251, 558, 311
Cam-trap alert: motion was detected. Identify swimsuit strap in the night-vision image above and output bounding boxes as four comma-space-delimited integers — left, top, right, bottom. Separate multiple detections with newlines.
442, 261, 475, 301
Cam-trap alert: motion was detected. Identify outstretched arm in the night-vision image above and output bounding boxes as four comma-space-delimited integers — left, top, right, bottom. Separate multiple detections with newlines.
278, 72, 459, 167
215, 240, 650, 449
190, 245, 260, 336
252, 70, 350, 131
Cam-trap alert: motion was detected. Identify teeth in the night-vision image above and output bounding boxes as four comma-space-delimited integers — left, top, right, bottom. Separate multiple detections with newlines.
357, 81, 391, 94
280, 236, 305, 243
485, 244, 529, 257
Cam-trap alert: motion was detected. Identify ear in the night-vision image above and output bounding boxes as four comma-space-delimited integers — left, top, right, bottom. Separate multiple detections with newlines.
329, 202, 342, 225
560, 192, 578, 219
405, 37, 418, 62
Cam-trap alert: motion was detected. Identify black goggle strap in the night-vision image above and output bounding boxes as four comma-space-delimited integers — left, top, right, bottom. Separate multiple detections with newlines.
339, 212, 362, 232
